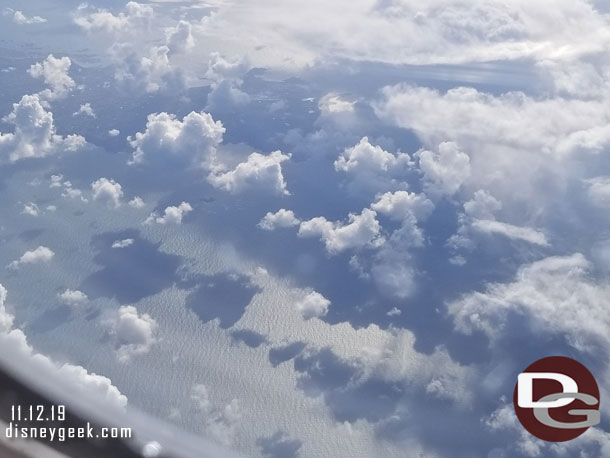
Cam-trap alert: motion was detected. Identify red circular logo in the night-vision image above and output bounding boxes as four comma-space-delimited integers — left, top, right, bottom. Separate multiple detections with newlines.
513, 356, 600, 442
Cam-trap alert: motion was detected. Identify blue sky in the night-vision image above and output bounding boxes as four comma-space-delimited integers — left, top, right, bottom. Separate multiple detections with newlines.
1, 1, 610, 457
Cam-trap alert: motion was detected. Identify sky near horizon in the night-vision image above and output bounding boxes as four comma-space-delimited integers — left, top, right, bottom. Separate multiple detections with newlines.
1, 1, 610, 457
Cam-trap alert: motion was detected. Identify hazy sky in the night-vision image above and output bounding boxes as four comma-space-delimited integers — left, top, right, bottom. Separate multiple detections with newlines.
1, 1, 610, 457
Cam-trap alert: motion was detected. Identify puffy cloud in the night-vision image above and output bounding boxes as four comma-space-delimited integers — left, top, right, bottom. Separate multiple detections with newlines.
371, 191, 434, 222
21, 202, 40, 217
108, 128, 120, 137
448, 253, 610, 352
298, 208, 384, 254
208, 151, 291, 195
0, 94, 85, 162
59, 289, 88, 306
28, 55, 75, 101
128, 45, 184, 93
73, 103, 96, 118
204, 53, 250, 110
128, 196, 145, 208
462, 189, 502, 220
0, 283, 126, 410
145, 202, 192, 225
112, 239, 134, 249
416, 142, 471, 198
129, 111, 225, 165
105, 305, 158, 363
334, 137, 412, 194
375, 84, 610, 211
60, 179, 88, 202
166, 20, 195, 54
74, 1, 153, 34
296, 291, 330, 320
91, 178, 124, 208
8, 246, 55, 270
258, 209, 300, 231
376, 84, 610, 157
13, 10, 46, 24
335, 137, 410, 175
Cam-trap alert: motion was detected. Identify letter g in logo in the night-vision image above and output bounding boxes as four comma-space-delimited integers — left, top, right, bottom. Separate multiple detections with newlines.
513, 356, 600, 442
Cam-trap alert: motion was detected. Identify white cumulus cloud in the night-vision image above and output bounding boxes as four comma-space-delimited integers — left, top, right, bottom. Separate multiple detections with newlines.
8, 246, 55, 270
129, 111, 225, 165
209, 151, 291, 195
28, 55, 76, 102
296, 291, 331, 320
258, 209, 301, 231
145, 202, 192, 225
298, 208, 384, 254
0, 283, 127, 410
59, 289, 88, 306
0, 94, 85, 162
91, 178, 124, 208
105, 305, 158, 363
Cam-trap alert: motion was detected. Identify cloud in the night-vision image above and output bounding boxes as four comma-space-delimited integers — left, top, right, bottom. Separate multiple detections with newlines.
370, 216, 424, 299
586, 176, 610, 208
59, 289, 88, 306
91, 178, 124, 208
0, 94, 85, 162
166, 20, 195, 54
8, 246, 55, 270
0, 283, 126, 410
335, 137, 410, 175
319, 93, 355, 114
60, 179, 88, 202
105, 305, 157, 363
73, 103, 96, 118
204, 53, 250, 110
129, 111, 225, 165
112, 239, 134, 249
13, 11, 46, 24
21, 202, 40, 217
28, 55, 76, 101
258, 209, 301, 231
74, 1, 153, 34
298, 208, 384, 255
208, 151, 291, 195
470, 219, 549, 246
416, 142, 471, 198
195, 0, 610, 69
108, 129, 120, 137
371, 191, 434, 222
296, 291, 331, 320
334, 137, 412, 194
128, 196, 145, 208
448, 253, 610, 353
448, 189, 548, 255
145, 202, 192, 225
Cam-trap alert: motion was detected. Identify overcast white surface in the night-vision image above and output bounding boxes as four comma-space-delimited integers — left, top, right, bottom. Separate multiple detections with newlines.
1, 1, 610, 457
